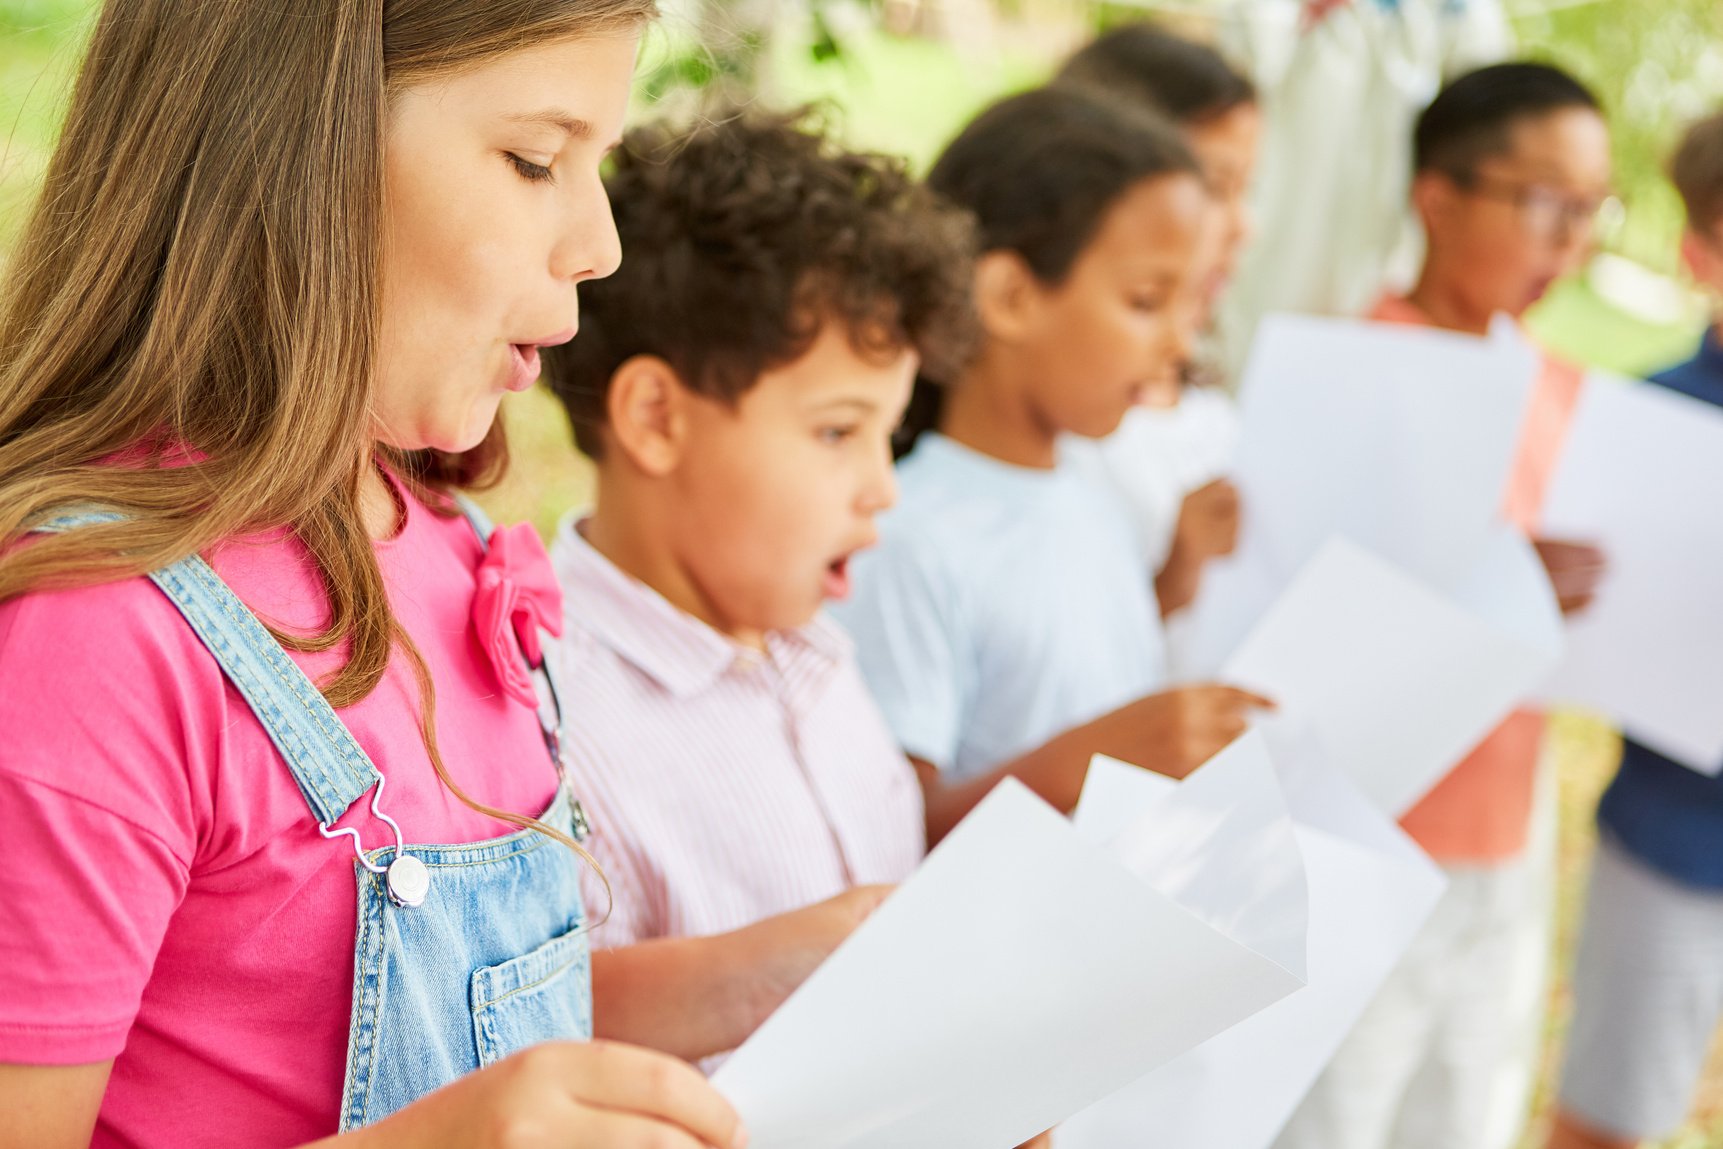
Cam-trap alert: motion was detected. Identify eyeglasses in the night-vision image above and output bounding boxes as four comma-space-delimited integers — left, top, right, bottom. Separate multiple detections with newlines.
1448, 171, 1625, 244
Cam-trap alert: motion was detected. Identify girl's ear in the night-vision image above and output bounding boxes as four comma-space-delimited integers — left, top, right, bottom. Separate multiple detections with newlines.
604, 355, 690, 477
973, 249, 1046, 345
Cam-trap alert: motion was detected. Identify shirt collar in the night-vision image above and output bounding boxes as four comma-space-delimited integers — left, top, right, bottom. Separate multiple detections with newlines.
550, 515, 849, 701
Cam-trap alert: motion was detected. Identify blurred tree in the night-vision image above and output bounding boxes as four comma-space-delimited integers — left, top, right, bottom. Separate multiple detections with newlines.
637, 0, 860, 107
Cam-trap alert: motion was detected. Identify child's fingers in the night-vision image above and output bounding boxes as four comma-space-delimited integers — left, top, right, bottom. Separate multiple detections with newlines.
1178, 708, 1260, 763
567, 1104, 730, 1149
846, 883, 896, 915
1549, 561, 1607, 604
1535, 538, 1608, 584
1200, 684, 1276, 712
821, 883, 894, 929
564, 1042, 746, 1149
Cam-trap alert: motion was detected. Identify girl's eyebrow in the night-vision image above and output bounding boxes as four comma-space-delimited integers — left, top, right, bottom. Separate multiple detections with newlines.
503, 108, 594, 139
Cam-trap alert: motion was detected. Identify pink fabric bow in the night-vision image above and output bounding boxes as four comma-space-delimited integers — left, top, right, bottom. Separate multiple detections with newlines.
472, 522, 564, 709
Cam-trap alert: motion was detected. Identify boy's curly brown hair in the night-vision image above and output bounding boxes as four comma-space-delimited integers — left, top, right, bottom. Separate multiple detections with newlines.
546, 106, 978, 459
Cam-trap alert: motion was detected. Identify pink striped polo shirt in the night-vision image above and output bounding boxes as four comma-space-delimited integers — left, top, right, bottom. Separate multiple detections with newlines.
547, 520, 925, 952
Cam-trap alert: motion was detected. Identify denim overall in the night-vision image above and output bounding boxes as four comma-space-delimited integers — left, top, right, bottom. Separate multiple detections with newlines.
43, 502, 594, 1130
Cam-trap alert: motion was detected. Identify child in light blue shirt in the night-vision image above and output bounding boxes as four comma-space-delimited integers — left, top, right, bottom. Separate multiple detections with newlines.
845, 432, 1166, 782
834, 86, 1270, 845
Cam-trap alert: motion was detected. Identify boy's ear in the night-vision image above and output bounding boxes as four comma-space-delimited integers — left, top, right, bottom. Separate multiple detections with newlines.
1679, 229, 1706, 283
1679, 227, 1722, 292
973, 249, 1045, 344
1410, 169, 1458, 236
605, 354, 690, 477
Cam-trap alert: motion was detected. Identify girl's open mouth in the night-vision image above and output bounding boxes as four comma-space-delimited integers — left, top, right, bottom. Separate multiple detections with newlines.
507, 343, 542, 392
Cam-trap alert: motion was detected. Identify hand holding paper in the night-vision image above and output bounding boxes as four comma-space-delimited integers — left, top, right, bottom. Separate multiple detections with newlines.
1185, 314, 1537, 675
1540, 372, 1723, 772
711, 734, 1312, 1149
1219, 532, 1563, 818
1059, 736, 1447, 1149
1532, 536, 1608, 616
1069, 683, 1274, 783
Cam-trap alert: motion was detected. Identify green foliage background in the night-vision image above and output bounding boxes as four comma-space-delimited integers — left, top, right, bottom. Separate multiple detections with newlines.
1518, 0, 1723, 271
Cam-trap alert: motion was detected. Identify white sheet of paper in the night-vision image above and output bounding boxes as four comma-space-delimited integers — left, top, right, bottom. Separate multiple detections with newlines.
1069, 754, 1177, 844
1184, 314, 1537, 675
1058, 729, 1447, 1149
712, 764, 1309, 1149
1218, 533, 1563, 817
1102, 732, 1308, 980
1540, 372, 1723, 773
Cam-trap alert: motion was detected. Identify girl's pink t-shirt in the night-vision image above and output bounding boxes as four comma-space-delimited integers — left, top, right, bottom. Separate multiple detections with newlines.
0, 488, 562, 1148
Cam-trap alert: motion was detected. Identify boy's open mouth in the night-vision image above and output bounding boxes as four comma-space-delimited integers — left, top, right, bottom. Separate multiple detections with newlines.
823, 554, 853, 601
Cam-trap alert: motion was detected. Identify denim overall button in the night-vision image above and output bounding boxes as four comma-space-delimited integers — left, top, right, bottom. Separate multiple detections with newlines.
385, 854, 431, 908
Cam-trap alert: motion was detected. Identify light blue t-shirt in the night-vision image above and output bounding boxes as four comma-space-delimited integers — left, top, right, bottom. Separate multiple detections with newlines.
833, 433, 1168, 782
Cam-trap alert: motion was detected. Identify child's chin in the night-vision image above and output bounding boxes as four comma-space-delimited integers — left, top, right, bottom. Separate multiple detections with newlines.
790, 592, 832, 626
1078, 411, 1131, 440
402, 404, 501, 457
746, 598, 822, 637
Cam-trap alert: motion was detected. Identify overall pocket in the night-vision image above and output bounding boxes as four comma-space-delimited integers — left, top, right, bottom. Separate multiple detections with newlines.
470, 923, 593, 1067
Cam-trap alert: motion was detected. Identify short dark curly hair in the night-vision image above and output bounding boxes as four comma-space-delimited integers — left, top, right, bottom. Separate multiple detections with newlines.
546, 106, 978, 460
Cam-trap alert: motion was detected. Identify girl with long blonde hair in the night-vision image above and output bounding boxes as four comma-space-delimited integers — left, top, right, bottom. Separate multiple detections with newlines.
0, 2, 750, 1145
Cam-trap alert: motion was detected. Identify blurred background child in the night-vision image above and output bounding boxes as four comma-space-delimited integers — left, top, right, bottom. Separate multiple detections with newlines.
835, 85, 1271, 846
1054, 23, 1261, 663
1278, 61, 1614, 1149
1546, 108, 1723, 1149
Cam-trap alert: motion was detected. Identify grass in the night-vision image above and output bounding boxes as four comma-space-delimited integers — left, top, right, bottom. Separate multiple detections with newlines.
5, 6, 1723, 1147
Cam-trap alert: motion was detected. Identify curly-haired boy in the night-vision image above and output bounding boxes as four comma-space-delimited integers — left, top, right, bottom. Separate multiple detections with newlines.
540, 107, 975, 1064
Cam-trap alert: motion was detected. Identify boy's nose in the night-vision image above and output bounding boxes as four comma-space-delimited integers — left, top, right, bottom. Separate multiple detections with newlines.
859, 445, 900, 515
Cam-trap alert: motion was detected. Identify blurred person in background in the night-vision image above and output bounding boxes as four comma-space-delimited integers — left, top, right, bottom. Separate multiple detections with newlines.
1276, 61, 1613, 1149
1054, 24, 1260, 671
1216, 0, 1511, 371
1546, 108, 1723, 1149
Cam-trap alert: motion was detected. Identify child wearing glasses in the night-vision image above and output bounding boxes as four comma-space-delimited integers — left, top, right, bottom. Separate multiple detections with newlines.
1276, 61, 1613, 1149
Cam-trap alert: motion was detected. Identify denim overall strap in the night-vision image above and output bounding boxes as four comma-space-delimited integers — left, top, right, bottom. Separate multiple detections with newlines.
34, 511, 380, 825
338, 783, 592, 1130
323, 497, 594, 1129
453, 497, 576, 796
452, 494, 497, 544
39, 505, 594, 1129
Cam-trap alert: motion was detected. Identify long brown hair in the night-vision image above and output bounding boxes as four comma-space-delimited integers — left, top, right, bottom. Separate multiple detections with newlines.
0, 0, 652, 847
